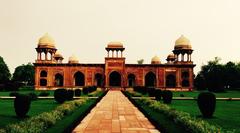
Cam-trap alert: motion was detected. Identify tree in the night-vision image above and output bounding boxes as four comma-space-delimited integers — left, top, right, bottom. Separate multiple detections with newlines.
0, 56, 11, 84
137, 59, 144, 64
12, 63, 35, 86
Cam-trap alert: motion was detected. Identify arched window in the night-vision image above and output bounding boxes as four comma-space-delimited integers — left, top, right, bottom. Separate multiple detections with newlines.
55, 73, 63, 86
128, 74, 136, 87
74, 71, 85, 86
145, 72, 156, 87
109, 71, 121, 86
182, 71, 189, 78
182, 80, 190, 87
95, 73, 103, 87
40, 70, 47, 77
40, 79, 47, 86
166, 74, 176, 87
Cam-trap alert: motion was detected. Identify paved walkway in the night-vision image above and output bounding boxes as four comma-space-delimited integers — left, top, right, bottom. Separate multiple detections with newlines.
73, 90, 160, 133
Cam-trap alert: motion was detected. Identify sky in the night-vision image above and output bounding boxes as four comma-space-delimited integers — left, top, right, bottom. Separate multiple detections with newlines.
0, 0, 240, 75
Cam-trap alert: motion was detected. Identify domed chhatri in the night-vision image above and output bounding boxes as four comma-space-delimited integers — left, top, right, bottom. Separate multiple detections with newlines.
166, 53, 176, 63
54, 51, 63, 58
174, 35, 192, 50
151, 55, 161, 64
68, 55, 79, 64
38, 33, 55, 48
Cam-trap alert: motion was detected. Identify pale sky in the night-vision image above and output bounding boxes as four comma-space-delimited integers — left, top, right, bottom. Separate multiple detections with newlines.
1, 0, 240, 75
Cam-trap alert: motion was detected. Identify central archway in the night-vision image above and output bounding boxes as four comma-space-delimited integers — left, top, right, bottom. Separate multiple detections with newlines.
74, 71, 85, 86
109, 71, 121, 87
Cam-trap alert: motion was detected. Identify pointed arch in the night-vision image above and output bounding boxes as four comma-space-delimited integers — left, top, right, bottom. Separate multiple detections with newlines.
74, 71, 85, 86
109, 71, 121, 87
40, 70, 47, 77
128, 73, 136, 87
95, 73, 103, 87
145, 72, 156, 87
166, 74, 176, 87
55, 73, 63, 86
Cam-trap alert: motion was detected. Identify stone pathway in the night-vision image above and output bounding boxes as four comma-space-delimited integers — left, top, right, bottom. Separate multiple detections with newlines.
73, 90, 160, 133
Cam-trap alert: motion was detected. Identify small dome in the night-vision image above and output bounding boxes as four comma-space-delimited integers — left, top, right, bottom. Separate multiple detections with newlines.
167, 53, 175, 59
167, 53, 175, 62
174, 35, 192, 50
68, 55, 79, 64
54, 51, 63, 58
38, 33, 55, 48
151, 56, 161, 64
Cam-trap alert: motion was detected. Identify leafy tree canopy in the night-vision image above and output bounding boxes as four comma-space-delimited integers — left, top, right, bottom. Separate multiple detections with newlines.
0, 56, 11, 84
12, 63, 35, 86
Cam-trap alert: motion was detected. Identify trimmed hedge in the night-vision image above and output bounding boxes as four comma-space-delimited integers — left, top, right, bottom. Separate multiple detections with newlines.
162, 90, 173, 104
74, 89, 81, 97
54, 88, 68, 103
14, 94, 31, 117
155, 89, 162, 101
136, 98, 220, 133
82, 86, 97, 95
197, 92, 216, 118
4, 99, 88, 133
67, 90, 74, 100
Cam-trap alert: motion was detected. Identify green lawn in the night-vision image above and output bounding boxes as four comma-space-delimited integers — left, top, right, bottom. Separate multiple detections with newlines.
169, 100, 240, 132
0, 99, 58, 128
173, 90, 240, 98
0, 90, 55, 96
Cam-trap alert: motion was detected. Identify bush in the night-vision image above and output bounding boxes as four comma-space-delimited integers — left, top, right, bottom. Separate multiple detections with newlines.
82, 86, 97, 95
197, 92, 216, 118
67, 90, 74, 100
9, 91, 19, 97
82, 87, 89, 95
148, 87, 156, 97
14, 94, 31, 117
38, 91, 50, 97
54, 88, 67, 103
155, 89, 162, 101
28, 92, 38, 101
74, 89, 81, 97
133, 86, 147, 94
136, 98, 220, 133
180, 94, 184, 97
162, 90, 173, 104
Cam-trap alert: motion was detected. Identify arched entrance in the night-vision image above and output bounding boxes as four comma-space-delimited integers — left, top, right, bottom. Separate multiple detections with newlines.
166, 74, 176, 87
109, 71, 121, 87
145, 72, 156, 87
74, 71, 85, 86
128, 74, 136, 87
55, 73, 63, 86
95, 73, 103, 87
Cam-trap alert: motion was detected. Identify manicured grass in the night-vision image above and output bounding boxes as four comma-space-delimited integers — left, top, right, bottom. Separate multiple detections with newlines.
169, 100, 240, 132
0, 90, 55, 96
173, 90, 240, 98
0, 99, 58, 128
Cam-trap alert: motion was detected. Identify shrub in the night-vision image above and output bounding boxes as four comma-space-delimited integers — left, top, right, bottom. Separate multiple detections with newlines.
74, 89, 81, 97
133, 86, 147, 94
197, 92, 216, 118
67, 90, 74, 100
136, 98, 220, 133
155, 89, 162, 101
9, 91, 19, 97
14, 94, 31, 117
180, 94, 184, 97
54, 88, 67, 103
82, 87, 89, 95
28, 92, 38, 101
148, 87, 156, 97
162, 90, 173, 104
38, 91, 50, 97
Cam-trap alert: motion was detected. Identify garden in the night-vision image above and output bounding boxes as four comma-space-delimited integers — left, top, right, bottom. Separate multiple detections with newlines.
0, 86, 107, 133
123, 87, 240, 133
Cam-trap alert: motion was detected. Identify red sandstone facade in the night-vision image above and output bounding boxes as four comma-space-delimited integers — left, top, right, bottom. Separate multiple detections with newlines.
34, 34, 195, 91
